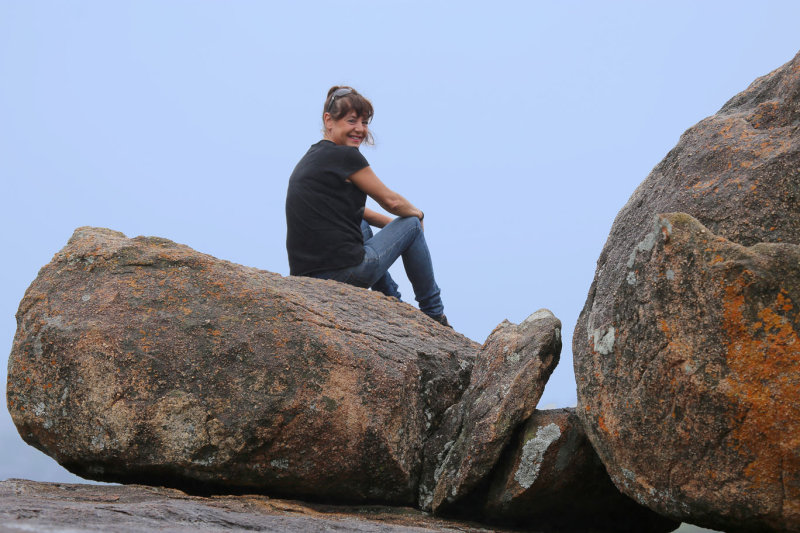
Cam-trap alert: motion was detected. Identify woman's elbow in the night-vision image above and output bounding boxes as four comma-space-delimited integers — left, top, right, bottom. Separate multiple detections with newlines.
380, 194, 405, 213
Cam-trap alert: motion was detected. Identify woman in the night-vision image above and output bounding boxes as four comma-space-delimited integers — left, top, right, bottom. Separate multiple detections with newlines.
285, 86, 450, 327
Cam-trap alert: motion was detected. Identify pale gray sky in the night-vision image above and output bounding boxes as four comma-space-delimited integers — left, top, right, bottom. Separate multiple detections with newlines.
1, 10, 797, 529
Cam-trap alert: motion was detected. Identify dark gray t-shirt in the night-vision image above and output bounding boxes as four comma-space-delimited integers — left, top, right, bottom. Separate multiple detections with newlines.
286, 140, 370, 276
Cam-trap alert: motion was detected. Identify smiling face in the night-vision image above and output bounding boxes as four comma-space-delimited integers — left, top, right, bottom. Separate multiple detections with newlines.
324, 111, 370, 148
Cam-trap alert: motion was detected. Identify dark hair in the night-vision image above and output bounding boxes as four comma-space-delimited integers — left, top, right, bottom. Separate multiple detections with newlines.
323, 86, 375, 145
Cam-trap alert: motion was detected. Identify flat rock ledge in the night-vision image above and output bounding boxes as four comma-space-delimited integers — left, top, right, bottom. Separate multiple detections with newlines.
0, 479, 519, 533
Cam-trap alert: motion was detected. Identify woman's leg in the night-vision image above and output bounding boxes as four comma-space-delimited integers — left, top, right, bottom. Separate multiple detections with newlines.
310, 217, 443, 317
362, 217, 443, 317
360, 220, 402, 301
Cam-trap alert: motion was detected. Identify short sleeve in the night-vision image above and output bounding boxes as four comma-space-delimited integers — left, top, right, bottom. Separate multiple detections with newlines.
336, 146, 370, 177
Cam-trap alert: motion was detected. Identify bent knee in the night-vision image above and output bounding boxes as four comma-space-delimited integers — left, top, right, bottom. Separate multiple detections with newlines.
402, 216, 422, 232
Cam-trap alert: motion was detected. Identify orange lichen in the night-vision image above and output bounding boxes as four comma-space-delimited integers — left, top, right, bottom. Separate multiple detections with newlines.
657, 316, 693, 372
777, 291, 793, 312
722, 277, 800, 500
692, 178, 720, 190
597, 414, 609, 433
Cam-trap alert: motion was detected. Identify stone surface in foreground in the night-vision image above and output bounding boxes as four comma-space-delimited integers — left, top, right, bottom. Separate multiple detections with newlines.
0, 479, 515, 533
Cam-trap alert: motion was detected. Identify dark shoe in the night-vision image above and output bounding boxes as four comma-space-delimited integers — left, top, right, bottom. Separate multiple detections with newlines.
429, 313, 453, 329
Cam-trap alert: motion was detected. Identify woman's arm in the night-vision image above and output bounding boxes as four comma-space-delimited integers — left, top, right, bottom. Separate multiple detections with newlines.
349, 166, 424, 221
363, 207, 393, 228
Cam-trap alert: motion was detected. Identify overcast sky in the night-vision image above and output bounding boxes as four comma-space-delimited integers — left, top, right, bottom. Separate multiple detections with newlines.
1, 2, 798, 508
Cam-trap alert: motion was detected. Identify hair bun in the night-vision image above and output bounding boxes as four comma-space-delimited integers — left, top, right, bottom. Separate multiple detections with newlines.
327, 85, 351, 97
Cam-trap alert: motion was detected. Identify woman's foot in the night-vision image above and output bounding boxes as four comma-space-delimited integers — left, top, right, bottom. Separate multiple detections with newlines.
429, 314, 453, 329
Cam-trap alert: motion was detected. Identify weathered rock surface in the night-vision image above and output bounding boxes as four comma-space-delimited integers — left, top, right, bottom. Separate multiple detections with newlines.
421, 310, 561, 513
576, 212, 800, 532
574, 50, 800, 532
7, 227, 478, 505
0, 479, 515, 532
484, 408, 679, 532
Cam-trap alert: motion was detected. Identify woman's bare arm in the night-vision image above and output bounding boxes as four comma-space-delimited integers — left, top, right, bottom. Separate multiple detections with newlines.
363, 207, 393, 228
349, 166, 424, 220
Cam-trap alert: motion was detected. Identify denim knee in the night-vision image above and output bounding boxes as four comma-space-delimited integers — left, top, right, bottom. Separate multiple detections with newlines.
405, 216, 422, 236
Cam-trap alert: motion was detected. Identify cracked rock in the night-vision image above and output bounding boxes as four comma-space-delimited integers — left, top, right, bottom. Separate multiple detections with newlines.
420, 310, 561, 514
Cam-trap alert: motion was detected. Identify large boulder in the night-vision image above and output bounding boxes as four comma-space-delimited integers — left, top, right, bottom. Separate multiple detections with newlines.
420, 310, 561, 512
577, 213, 800, 532
576, 48, 800, 378
574, 48, 800, 530
484, 409, 679, 532
7, 227, 478, 505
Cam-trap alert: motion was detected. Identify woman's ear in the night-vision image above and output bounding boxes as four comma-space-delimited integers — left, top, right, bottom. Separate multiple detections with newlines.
322, 112, 332, 133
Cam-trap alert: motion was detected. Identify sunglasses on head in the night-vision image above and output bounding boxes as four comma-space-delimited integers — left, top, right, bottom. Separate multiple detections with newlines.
327, 88, 353, 112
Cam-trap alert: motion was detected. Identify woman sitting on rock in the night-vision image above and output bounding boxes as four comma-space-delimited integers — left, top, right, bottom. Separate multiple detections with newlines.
285, 86, 449, 327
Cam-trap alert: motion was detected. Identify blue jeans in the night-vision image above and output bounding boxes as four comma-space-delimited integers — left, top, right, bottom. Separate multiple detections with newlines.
360, 221, 402, 301
310, 217, 444, 317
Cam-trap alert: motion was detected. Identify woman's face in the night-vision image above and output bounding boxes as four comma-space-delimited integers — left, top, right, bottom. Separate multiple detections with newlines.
325, 111, 369, 147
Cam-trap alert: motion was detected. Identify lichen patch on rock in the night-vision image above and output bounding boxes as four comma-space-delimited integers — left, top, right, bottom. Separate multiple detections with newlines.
513, 423, 561, 489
